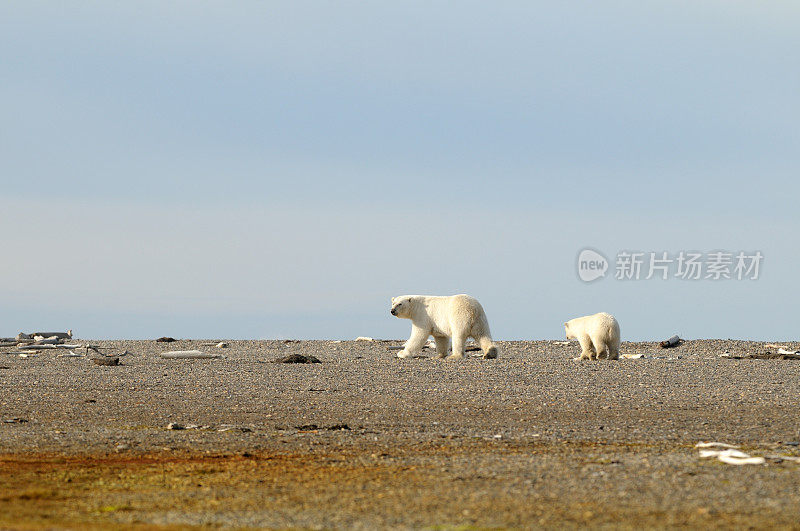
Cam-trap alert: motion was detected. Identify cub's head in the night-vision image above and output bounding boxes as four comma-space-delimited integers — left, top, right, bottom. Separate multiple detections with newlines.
564, 320, 575, 340
390, 296, 414, 319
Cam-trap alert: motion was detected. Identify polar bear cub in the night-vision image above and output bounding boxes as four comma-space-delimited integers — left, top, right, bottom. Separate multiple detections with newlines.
390, 294, 498, 360
564, 312, 620, 360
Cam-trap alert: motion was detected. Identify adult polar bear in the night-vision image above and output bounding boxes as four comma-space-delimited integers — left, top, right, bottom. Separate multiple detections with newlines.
390, 294, 498, 360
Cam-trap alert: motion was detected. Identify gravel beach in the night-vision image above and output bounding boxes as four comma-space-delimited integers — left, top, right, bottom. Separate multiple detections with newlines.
3, 338, 800, 529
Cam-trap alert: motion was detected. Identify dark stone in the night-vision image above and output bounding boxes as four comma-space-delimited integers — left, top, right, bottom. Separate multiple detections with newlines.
156, 337, 177, 342
91, 357, 120, 366
275, 354, 321, 364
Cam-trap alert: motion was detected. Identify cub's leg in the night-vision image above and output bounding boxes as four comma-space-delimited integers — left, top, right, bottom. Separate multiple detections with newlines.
608, 341, 620, 360
477, 335, 498, 359
398, 326, 429, 358
593, 338, 609, 360
449, 334, 466, 360
578, 334, 596, 360
433, 335, 450, 358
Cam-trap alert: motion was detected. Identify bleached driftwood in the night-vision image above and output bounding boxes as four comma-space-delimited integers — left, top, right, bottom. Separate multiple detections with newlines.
695, 441, 739, 449
18, 344, 58, 350
17, 330, 72, 340
778, 348, 800, 355
33, 336, 61, 345
32, 330, 72, 339
18, 343, 81, 350
29, 330, 72, 339
696, 443, 766, 465
159, 350, 222, 359
0, 342, 17, 348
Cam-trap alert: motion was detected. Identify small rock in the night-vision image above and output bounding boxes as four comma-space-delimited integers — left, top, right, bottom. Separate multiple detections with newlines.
156, 337, 177, 343
274, 354, 321, 364
218, 426, 253, 433
167, 422, 185, 430
216, 342, 229, 348
91, 357, 120, 366
115, 444, 131, 452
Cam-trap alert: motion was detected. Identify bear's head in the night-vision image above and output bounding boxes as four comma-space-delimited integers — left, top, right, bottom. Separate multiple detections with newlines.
390, 296, 414, 319
564, 321, 575, 340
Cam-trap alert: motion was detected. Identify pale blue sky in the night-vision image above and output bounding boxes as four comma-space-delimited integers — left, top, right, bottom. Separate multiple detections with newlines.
1, 2, 798, 340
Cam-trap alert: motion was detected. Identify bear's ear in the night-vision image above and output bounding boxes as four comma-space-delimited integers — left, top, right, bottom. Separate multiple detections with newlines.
563, 322, 568, 327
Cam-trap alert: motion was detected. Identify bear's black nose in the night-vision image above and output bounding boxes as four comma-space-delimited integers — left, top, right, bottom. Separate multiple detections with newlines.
390, 308, 397, 315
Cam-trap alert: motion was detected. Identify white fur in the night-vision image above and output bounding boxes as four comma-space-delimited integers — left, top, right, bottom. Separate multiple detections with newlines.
564, 312, 620, 360
390, 294, 498, 360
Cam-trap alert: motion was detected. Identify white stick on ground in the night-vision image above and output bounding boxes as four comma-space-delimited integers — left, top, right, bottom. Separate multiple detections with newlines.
717, 454, 766, 465
17, 344, 81, 350
33, 336, 61, 345
699, 449, 750, 459
695, 441, 739, 449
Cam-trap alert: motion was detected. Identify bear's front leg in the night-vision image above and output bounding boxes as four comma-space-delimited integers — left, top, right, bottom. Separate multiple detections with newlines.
398, 326, 429, 359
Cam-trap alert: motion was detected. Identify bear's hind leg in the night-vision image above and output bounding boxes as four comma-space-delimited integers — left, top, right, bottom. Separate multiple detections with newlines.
608, 340, 620, 360
578, 335, 595, 360
449, 334, 466, 360
477, 335, 498, 359
433, 336, 450, 358
593, 339, 609, 360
